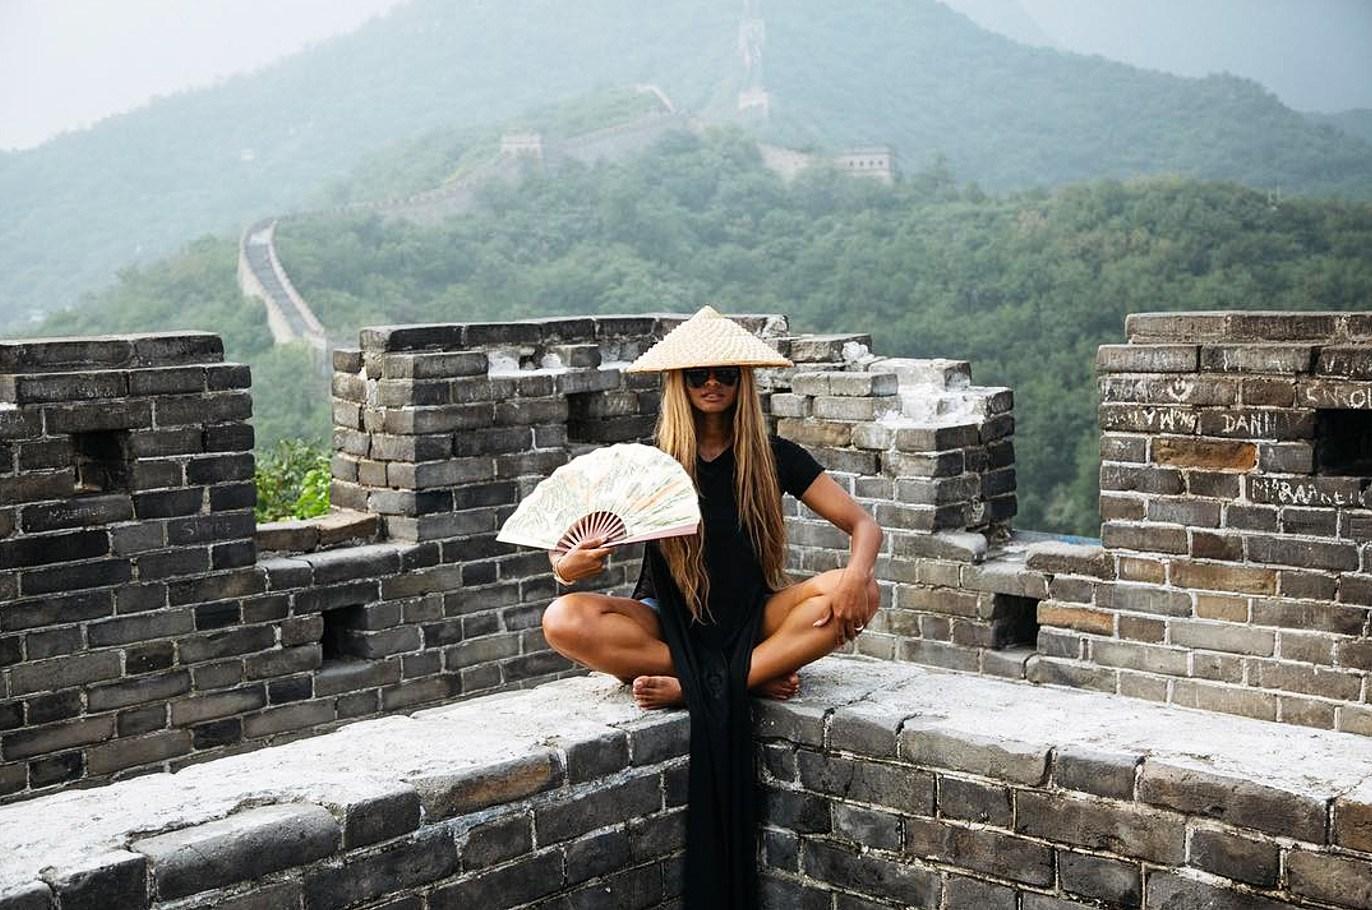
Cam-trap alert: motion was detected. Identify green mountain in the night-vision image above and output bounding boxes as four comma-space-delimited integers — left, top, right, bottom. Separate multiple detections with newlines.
41, 129, 1371, 534
5, 0, 1372, 328
1307, 109, 1372, 147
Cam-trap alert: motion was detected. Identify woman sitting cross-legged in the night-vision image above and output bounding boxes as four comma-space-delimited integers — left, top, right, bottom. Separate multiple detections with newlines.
539, 306, 883, 908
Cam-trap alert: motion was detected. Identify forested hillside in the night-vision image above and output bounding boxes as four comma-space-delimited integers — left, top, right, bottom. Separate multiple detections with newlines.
49, 130, 1368, 535
1308, 109, 1372, 147
6, 0, 1371, 328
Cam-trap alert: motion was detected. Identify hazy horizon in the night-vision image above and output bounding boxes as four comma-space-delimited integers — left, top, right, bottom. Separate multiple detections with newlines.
3, 0, 1371, 152
0, 0, 405, 151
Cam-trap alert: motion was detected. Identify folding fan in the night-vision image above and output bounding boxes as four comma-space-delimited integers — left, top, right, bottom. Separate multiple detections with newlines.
497, 443, 701, 552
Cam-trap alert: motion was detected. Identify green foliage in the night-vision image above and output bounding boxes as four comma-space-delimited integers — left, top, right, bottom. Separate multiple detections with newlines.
17, 130, 1372, 536
243, 344, 332, 453
275, 130, 1372, 535
16, 239, 330, 463
23, 235, 272, 357
319, 86, 668, 207
255, 439, 332, 522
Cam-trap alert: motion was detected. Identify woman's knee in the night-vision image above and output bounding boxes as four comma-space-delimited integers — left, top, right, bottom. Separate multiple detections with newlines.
542, 594, 595, 652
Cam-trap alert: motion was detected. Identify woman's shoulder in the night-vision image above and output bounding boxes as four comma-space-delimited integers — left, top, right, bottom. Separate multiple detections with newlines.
769, 433, 809, 458
768, 433, 825, 497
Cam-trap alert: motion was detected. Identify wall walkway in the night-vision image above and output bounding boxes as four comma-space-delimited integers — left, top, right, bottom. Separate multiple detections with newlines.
2, 656, 1370, 908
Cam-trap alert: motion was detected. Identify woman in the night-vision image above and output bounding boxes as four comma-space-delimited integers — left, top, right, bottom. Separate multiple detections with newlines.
540, 306, 882, 908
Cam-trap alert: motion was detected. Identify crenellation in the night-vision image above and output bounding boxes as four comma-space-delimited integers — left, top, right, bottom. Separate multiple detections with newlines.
2, 309, 1372, 904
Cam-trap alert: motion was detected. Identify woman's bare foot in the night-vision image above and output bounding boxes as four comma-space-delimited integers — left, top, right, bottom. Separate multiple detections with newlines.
755, 672, 800, 700
632, 675, 684, 709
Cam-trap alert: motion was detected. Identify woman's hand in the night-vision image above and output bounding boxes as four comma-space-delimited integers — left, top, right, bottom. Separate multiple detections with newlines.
816, 569, 878, 643
550, 536, 611, 584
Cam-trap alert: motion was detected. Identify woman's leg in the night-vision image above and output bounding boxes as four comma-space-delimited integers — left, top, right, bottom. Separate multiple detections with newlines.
541, 592, 674, 683
748, 569, 881, 691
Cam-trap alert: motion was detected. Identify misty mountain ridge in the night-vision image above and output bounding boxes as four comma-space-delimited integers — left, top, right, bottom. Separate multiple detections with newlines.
4, 0, 1371, 329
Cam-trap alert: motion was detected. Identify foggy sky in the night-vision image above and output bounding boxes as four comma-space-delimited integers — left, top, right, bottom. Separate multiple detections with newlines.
1019, 0, 1372, 113
0, 0, 406, 151
2, 0, 1370, 152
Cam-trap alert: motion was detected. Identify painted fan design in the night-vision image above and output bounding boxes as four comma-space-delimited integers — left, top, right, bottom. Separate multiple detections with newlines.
497, 443, 701, 552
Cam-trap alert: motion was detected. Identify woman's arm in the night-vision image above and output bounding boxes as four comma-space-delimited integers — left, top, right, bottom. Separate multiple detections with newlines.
799, 473, 883, 641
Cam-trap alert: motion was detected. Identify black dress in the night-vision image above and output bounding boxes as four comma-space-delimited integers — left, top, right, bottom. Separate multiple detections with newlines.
631, 435, 824, 909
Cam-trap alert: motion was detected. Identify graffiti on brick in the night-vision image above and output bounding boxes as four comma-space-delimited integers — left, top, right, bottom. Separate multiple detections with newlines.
1298, 381, 1372, 410
1247, 476, 1361, 507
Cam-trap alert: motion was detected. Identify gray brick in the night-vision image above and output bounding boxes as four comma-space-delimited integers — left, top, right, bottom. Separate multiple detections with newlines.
303, 827, 458, 910
943, 876, 1016, 910
1058, 850, 1140, 907
8, 651, 121, 695
41, 850, 147, 910
801, 840, 939, 908
87, 729, 191, 775
0, 882, 51, 910
759, 874, 829, 910
831, 802, 901, 850
429, 850, 562, 910
536, 772, 659, 843
1137, 759, 1325, 842
1016, 791, 1185, 864
901, 725, 1049, 785
904, 815, 1052, 885
1053, 746, 1138, 800
412, 751, 561, 821
564, 828, 631, 886
340, 786, 422, 849
1187, 827, 1280, 887
1287, 850, 1372, 909
1096, 344, 1198, 373
563, 730, 629, 784
131, 803, 338, 899
1145, 870, 1298, 910
461, 812, 532, 870
763, 786, 830, 834
827, 702, 905, 757
937, 776, 1012, 826
796, 750, 933, 815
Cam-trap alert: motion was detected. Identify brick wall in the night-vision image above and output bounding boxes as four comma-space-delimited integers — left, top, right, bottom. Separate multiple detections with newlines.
4, 309, 1370, 807
0, 315, 791, 802
5, 657, 1371, 910
756, 658, 1372, 910
1029, 311, 1372, 733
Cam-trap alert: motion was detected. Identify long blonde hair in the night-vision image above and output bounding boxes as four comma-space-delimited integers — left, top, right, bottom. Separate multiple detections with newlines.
655, 367, 790, 621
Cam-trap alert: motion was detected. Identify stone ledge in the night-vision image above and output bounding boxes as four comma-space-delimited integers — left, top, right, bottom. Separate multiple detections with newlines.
254, 509, 380, 554
759, 658, 1372, 909
3, 657, 1372, 908
0, 675, 688, 908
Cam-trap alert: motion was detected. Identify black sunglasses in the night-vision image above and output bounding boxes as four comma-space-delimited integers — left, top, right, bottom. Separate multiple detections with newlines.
683, 367, 741, 389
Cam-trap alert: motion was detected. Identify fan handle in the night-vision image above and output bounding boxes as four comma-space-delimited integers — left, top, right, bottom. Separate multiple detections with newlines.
554, 510, 628, 553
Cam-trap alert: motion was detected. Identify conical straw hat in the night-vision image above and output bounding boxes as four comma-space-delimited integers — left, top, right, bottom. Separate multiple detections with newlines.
626, 305, 792, 373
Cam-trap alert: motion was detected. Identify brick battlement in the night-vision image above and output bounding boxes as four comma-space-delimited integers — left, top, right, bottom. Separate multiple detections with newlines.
1, 309, 1369, 813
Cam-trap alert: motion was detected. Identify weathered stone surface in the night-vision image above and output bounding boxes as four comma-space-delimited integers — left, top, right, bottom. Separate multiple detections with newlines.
1287, 851, 1372, 909
1187, 827, 1279, 887
303, 828, 458, 910
1016, 791, 1185, 864
0, 882, 51, 910
411, 751, 562, 821
801, 840, 939, 908
901, 725, 1050, 786
1144, 870, 1292, 910
132, 804, 339, 899
1137, 760, 1326, 842
41, 851, 147, 910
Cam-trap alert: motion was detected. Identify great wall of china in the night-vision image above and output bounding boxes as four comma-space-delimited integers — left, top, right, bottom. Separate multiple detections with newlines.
2, 308, 1371, 908
235, 86, 896, 354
